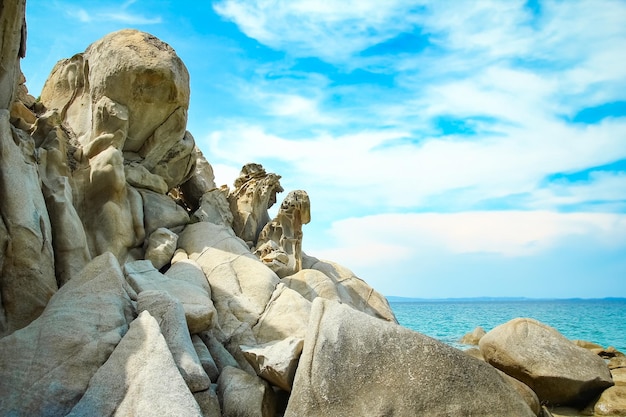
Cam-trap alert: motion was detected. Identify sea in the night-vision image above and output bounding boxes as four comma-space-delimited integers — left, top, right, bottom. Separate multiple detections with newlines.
389, 298, 626, 352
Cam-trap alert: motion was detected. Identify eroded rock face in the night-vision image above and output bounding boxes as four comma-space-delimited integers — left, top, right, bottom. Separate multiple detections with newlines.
41, 30, 191, 180
72, 146, 145, 263
285, 298, 536, 417
125, 260, 216, 334
0, 0, 26, 109
137, 290, 210, 393
0, 253, 134, 416
479, 318, 614, 406
0, 110, 57, 336
7, 15, 606, 417
217, 366, 276, 417
178, 222, 280, 341
228, 163, 284, 247
300, 253, 397, 322
255, 190, 310, 278
66, 311, 203, 417
179, 145, 217, 211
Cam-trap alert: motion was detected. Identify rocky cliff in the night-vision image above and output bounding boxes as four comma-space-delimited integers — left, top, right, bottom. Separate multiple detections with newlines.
0, 3, 620, 416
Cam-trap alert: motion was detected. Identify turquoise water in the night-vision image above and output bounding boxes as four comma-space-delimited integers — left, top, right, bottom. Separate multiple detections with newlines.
390, 299, 626, 352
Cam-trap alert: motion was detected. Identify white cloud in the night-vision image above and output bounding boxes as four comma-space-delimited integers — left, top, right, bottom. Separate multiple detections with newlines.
206, 116, 626, 213
531, 172, 626, 210
213, 0, 424, 62
311, 211, 626, 263
70, 8, 92, 23
205, 0, 626, 222
99, 12, 162, 25
63, 2, 161, 26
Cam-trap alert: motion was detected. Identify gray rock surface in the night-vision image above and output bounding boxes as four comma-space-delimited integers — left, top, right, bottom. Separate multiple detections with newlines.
67, 311, 203, 417
217, 366, 276, 417
284, 298, 535, 417
125, 260, 216, 333
241, 336, 304, 392
0, 253, 134, 416
0, 110, 57, 336
137, 290, 210, 392
479, 317, 614, 406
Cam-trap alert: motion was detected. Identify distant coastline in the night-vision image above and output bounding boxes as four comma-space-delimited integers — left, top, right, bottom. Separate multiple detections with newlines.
386, 296, 626, 303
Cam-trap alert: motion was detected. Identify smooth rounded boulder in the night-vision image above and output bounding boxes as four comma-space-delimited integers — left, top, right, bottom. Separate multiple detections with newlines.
284, 298, 535, 417
479, 317, 614, 406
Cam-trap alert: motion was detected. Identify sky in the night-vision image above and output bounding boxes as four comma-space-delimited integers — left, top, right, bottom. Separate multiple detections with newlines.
21, 0, 626, 299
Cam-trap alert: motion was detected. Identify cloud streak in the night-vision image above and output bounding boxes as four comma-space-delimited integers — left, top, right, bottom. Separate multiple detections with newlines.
63, 2, 162, 26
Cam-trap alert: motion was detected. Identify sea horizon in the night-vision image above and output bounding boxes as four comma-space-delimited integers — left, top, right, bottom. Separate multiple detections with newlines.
389, 297, 626, 352
387, 295, 626, 303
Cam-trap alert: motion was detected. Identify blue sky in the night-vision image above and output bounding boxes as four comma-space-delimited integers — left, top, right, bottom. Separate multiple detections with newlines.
22, 0, 626, 298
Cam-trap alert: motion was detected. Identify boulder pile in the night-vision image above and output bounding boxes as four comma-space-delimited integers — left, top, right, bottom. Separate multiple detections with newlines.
0, 2, 621, 416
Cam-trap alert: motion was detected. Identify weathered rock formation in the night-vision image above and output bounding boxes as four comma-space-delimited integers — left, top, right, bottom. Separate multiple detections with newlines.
228, 163, 283, 247
255, 190, 310, 278
0, 6, 621, 416
0, 0, 27, 110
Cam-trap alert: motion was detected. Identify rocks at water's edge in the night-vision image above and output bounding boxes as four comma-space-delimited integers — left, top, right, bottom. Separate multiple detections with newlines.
285, 298, 536, 417
1, 4, 624, 416
479, 318, 614, 407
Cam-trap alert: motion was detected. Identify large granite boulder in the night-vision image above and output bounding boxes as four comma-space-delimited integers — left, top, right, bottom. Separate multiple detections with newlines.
594, 385, 626, 416
302, 253, 397, 322
217, 366, 276, 417
71, 146, 145, 263
479, 317, 614, 406
40, 29, 191, 180
177, 221, 279, 341
139, 188, 189, 236
144, 227, 178, 269
67, 311, 203, 417
284, 298, 535, 417
125, 260, 216, 334
241, 336, 304, 392
252, 283, 311, 344
137, 290, 210, 393
0, 253, 134, 416
282, 268, 344, 303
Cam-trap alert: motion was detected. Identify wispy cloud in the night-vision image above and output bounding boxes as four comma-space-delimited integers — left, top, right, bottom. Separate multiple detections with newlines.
213, 0, 424, 63
67, 8, 92, 23
208, 0, 626, 222
62, 2, 162, 26
315, 211, 626, 260
309, 210, 626, 298
206, 116, 626, 215
99, 12, 162, 25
